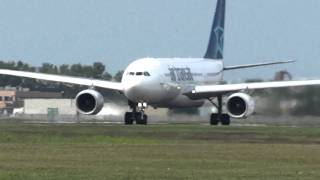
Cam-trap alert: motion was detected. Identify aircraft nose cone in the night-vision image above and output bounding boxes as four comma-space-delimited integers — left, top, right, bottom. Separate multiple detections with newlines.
125, 83, 146, 102
125, 78, 143, 91
124, 76, 160, 102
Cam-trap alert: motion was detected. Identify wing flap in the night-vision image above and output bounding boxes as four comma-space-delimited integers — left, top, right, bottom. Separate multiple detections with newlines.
0, 69, 123, 91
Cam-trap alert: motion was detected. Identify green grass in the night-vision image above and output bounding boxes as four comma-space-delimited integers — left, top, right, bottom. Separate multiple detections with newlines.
0, 122, 319, 180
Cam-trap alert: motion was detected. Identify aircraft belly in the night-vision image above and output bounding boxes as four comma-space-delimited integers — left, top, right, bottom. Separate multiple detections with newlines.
146, 83, 180, 104
125, 81, 179, 104
153, 94, 205, 108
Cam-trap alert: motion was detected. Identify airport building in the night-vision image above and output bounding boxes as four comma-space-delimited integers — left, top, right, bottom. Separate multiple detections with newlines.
0, 90, 63, 114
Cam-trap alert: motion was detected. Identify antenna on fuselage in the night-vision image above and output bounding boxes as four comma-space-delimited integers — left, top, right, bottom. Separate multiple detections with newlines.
204, 0, 226, 60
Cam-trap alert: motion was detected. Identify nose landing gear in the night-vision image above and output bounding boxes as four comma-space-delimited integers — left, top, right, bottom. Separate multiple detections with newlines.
124, 101, 148, 125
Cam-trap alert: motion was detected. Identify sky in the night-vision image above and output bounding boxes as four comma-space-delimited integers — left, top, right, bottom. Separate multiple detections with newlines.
1, 0, 320, 81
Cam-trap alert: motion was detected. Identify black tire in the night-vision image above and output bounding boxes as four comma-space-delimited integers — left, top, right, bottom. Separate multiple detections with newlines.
136, 114, 148, 125
135, 113, 142, 125
221, 114, 231, 126
141, 115, 148, 125
124, 112, 134, 125
210, 114, 219, 126
135, 112, 142, 122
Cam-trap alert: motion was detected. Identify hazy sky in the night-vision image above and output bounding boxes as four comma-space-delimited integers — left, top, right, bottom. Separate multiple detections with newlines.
1, 0, 320, 81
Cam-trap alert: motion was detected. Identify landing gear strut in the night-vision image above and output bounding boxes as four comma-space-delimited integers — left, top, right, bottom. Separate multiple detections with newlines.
124, 101, 148, 125
208, 95, 230, 126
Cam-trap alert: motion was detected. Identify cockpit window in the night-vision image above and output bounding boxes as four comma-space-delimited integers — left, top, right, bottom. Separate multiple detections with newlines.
144, 72, 150, 76
128, 71, 150, 76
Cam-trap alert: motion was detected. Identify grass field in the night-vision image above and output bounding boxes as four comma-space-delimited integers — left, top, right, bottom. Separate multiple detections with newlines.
0, 121, 319, 180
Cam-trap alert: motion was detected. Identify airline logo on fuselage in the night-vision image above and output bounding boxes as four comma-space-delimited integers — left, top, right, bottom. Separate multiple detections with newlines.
168, 67, 194, 82
214, 26, 224, 58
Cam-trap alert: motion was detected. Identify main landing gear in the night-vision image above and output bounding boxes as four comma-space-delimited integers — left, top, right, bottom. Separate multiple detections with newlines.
208, 95, 231, 126
124, 101, 148, 125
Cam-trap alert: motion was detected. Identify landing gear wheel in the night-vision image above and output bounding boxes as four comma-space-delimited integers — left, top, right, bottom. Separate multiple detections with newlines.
210, 113, 231, 126
221, 114, 231, 126
135, 112, 142, 122
210, 114, 219, 126
136, 114, 148, 125
125, 100, 149, 125
208, 95, 231, 126
124, 112, 134, 125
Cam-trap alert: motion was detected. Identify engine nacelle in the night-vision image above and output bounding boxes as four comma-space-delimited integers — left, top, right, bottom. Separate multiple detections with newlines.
75, 89, 104, 115
226, 93, 255, 119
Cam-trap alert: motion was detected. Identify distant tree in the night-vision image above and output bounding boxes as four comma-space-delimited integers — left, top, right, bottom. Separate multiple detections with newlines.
82, 65, 94, 78
114, 70, 124, 82
92, 62, 105, 79
17, 61, 34, 71
59, 64, 70, 75
0, 61, 15, 69
16, 61, 24, 70
102, 72, 112, 81
70, 64, 83, 77
40, 63, 58, 74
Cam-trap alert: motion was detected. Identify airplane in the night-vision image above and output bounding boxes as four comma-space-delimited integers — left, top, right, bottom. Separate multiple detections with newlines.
1, 0, 320, 125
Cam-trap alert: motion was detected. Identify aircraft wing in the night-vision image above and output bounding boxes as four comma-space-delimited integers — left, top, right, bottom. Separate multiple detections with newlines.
186, 80, 320, 99
223, 60, 295, 70
0, 69, 123, 91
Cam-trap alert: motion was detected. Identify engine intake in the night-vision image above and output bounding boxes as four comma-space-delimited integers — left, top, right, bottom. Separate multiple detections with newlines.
75, 89, 104, 115
226, 93, 255, 119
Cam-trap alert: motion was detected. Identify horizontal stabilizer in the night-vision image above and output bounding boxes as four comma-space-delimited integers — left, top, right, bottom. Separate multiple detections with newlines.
224, 60, 295, 70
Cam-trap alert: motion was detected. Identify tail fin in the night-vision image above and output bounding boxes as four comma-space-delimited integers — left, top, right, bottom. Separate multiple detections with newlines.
204, 0, 226, 60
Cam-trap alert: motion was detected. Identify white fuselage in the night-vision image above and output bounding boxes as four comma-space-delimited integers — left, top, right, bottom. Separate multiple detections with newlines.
122, 58, 224, 108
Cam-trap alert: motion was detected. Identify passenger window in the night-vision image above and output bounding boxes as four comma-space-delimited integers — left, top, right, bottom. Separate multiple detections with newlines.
136, 72, 143, 76
144, 72, 150, 76
129, 72, 134, 76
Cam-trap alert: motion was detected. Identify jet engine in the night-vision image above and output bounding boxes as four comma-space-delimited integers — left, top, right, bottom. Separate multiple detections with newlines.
75, 89, 104, 115
226, 93, 255, 119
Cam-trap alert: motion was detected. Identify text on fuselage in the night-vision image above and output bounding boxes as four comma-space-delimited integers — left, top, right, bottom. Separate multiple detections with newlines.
168, 67, 194, 82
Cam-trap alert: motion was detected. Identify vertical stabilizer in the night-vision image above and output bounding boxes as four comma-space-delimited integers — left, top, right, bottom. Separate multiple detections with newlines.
204, 0, 226, 59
